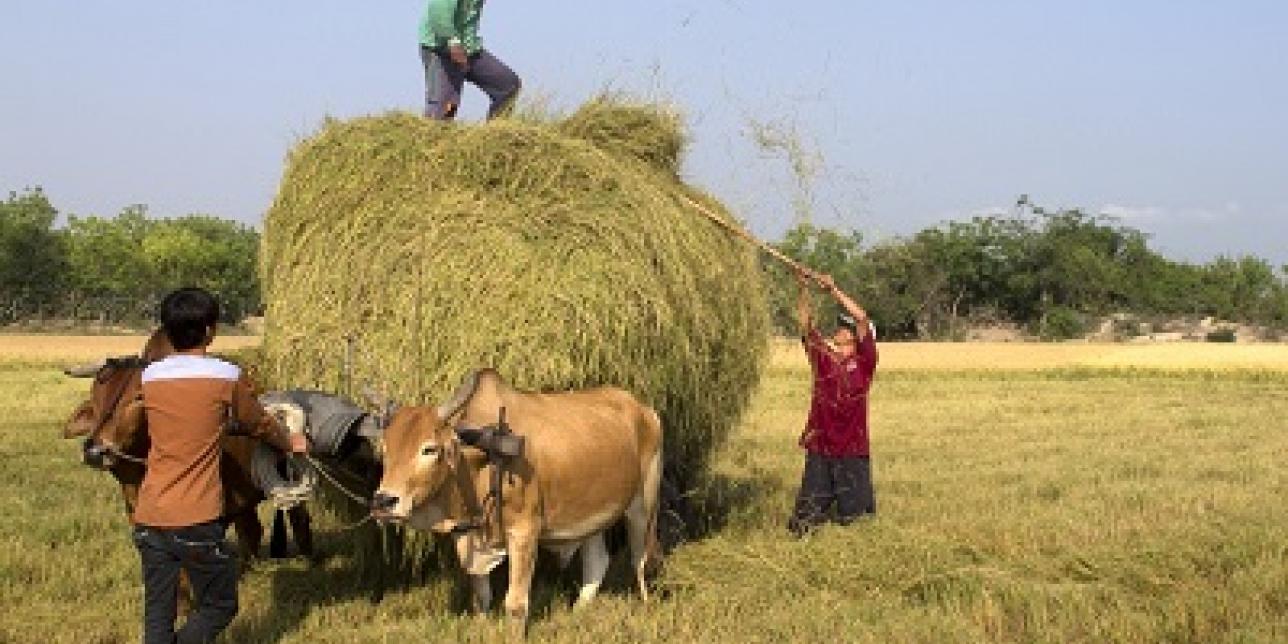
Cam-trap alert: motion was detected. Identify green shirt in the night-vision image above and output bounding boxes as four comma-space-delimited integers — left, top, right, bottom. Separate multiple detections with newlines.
419, 0, 484, 54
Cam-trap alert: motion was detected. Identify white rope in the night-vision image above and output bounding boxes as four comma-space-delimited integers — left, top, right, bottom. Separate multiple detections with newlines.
301, 453, 373, 507
253, 403, 319, 510
251, 446, 318, 509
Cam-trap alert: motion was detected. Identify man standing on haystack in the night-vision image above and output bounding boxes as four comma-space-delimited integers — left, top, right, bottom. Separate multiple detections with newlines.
788, 271, 879, 536
419, 0, 522, 120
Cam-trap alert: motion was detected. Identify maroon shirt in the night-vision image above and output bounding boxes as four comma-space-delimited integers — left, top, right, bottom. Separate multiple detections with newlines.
801, 326, 878, 457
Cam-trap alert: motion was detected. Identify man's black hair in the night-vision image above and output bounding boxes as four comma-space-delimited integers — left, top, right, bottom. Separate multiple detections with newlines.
159, 288, 220, 351
836, 313, 859, 334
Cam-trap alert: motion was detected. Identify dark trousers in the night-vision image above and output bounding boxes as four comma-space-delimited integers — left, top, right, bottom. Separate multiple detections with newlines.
133, 521, 239, 644
789, 453, 875, 536
420, 46, 522, 120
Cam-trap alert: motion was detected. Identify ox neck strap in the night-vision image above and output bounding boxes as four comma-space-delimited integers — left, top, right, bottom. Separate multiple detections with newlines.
453, 407, 522, 549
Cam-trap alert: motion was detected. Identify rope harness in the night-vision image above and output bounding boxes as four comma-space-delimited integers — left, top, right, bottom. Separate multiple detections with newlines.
251, 400, 377, 512
250, 445, 318, 510
81, 356, 151, 469
249, 448, 377, 531
451, 408, 525, 547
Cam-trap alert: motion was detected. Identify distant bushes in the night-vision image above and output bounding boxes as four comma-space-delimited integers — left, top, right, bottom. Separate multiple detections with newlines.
1, 188, 260, 323
8, 186, 1288, 338
1038, 307, 1087, 341
766, 201, 1288, 340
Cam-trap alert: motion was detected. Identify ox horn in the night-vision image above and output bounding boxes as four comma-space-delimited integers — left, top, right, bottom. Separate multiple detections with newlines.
361, 384, 387, 410
64, 361, 106, 378
435, 370, 481, 421
362, 383, 400, 431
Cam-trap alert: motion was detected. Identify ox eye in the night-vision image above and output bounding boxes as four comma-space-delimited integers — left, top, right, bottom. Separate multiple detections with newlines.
420, 444, 440, 457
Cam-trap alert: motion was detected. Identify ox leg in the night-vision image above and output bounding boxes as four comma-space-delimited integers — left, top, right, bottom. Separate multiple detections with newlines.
453, 533, 494, 613
574, 533, 610, 608
286, 505, 315, 560
503, 532, 538, 638
230, 511, 263, 569
469, 575, 493, 615
550, 542, 579, 571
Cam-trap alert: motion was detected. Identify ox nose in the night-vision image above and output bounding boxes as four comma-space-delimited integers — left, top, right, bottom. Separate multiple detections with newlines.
82, 438, 112, 470
371, 491, 399, 513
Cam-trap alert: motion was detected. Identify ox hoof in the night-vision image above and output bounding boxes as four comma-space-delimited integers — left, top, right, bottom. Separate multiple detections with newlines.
505, 612, 528, 640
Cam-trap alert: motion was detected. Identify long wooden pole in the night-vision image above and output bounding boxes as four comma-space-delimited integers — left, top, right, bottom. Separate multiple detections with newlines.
677, 194, 821, 281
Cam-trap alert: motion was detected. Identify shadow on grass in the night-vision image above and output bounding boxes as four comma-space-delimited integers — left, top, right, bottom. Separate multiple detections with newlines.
658, 468, 783, 550
222, 523, 456, 643
225, 467, 780, 641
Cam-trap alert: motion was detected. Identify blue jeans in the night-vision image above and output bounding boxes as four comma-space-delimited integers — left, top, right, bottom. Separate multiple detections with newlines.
133, 521, 238, 644
420, 46, 521, 120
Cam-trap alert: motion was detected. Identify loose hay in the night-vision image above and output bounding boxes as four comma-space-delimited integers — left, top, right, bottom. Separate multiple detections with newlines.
260, 100, 770, 529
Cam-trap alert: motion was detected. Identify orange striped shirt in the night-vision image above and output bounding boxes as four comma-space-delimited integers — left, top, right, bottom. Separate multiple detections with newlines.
133, 355, 289, 527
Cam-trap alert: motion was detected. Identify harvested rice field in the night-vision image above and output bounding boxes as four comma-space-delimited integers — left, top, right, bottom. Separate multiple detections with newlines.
2, 339, 1285, 642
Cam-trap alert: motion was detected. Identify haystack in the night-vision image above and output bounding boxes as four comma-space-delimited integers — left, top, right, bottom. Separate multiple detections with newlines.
260, 98, 769, 503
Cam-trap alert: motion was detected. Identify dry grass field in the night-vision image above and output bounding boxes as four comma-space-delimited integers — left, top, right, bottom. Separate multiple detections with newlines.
769, 339, 1288, 371
0, 334, 260, 365
2, 337, 1286, 642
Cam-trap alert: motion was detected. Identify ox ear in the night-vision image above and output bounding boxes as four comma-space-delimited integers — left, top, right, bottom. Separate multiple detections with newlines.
141, 327, 174, 362
63, 400, 96, 439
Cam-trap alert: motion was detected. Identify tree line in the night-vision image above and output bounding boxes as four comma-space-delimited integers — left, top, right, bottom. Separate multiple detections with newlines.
5, 187, 1287, 338
766, 203, 1288, 340
1, 188, 260, 324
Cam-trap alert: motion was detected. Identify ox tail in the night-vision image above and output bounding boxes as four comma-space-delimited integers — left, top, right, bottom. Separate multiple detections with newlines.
642, 407, 664, 576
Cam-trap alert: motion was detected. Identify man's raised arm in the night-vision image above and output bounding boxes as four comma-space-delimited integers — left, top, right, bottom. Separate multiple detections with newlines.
795, 270, 815, 337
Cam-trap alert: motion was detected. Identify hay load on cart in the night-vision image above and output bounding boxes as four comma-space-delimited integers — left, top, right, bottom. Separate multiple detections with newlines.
259, 98, 770, 540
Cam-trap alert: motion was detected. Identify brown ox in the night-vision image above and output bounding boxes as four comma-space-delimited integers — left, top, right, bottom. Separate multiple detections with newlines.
372, 369, 663, 634
62, 330, 313, 570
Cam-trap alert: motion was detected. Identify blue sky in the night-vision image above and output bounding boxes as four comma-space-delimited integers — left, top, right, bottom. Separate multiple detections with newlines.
3, 1, 1286, 264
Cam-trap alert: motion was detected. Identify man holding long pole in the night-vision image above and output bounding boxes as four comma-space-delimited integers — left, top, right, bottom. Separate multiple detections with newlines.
788, 271, 879, 536
674, 195, 881, 534
419, 0, 521, 120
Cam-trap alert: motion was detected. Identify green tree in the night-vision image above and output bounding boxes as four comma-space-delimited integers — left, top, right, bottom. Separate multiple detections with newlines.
63, 205, 152, 297
61, 206, 262, 321
857, 240, 951, 339
766, 223, 863, 333
143, 216, 261, 320
0, 188, 66, 302
757, 196, 1288, 339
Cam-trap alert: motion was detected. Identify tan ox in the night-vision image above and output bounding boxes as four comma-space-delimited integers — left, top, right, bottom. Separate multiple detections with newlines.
372, 369, 663, 634
63, 330, 313, 564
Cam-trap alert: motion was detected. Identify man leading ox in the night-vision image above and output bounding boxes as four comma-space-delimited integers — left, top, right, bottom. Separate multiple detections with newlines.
133, 288, 307, 644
